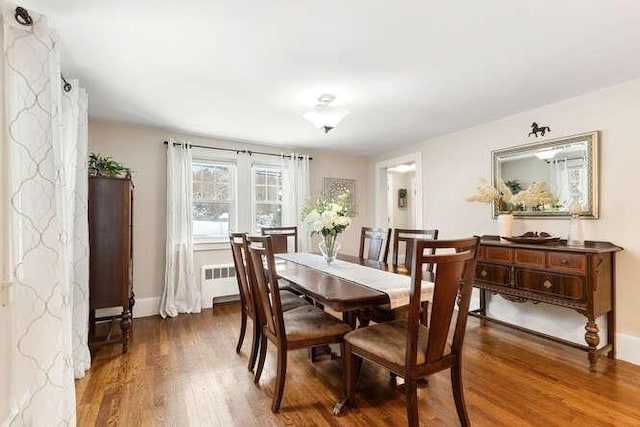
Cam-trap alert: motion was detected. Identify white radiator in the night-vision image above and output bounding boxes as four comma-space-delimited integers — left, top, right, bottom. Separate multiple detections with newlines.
201, 263, 239, 308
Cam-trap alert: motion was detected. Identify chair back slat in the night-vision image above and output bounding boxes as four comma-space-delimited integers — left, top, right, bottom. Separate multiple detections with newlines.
359, 227, 391, 262
405, 237, 479, 368
229, 233, 255, 319
261, 226, 298, 253
247, 235, 285, 340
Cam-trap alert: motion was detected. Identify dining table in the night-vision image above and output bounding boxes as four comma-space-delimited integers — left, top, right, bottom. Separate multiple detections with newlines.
275, 252, 428, 329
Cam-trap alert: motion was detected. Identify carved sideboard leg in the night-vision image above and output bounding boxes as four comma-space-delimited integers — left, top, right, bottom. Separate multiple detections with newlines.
121, 309, 132, 354
584, 318, 600, 371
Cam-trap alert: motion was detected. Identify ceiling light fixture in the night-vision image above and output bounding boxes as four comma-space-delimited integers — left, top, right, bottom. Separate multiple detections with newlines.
303, 94, 350, 134
535, 148, 560, 160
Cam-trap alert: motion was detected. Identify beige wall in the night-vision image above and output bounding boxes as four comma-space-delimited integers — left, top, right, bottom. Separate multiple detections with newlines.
370, 78, 640, 365
88, 121, 371, 311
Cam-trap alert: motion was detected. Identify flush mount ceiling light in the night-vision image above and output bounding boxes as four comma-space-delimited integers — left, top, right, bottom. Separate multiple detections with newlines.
303, 94, 350, 134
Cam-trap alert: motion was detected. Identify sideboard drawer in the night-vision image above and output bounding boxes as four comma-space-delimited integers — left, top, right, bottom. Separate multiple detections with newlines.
485, 246, 513, 263
515, 270, 585, 301
514, 249, 545, 268
476, 263, 510, 286
546, 252, 587, 273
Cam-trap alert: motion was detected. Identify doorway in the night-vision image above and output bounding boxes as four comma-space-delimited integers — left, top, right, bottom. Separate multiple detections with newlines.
374, 152, 422, 229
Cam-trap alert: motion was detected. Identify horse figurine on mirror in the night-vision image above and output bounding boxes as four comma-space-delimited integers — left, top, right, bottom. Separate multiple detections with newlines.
528, 122, 551, 138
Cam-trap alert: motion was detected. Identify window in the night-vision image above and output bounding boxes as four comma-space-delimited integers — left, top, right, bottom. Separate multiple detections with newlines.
252, 165, 283, 232
192, 161, 235, 240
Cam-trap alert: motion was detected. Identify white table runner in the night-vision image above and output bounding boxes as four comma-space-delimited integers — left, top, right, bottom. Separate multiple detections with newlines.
276, 252, 434, 309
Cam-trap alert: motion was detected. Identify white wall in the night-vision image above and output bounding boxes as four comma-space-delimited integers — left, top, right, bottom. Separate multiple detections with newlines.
388, 171, 414, 228
370, 77, 640, 365
88, 121, 371, 316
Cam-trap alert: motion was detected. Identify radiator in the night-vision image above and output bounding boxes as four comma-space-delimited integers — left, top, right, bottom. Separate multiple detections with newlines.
201, 263, 239, 308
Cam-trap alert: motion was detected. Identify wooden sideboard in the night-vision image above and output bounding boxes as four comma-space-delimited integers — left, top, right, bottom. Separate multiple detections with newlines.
471, 236, 622, 370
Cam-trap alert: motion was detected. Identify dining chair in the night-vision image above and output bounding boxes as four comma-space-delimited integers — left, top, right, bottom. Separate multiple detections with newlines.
261, 226, 298, 253
393, 228, 439, 279
230, 233, 261, 372
358, 227, 392, 262
372, 228, 440, 325
336, 237, 480, 427
247, 235, 352, 413
230, 233, 307, 372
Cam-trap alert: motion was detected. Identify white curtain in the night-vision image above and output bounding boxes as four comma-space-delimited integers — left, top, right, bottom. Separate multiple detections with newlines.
64, 83, 91, 378
1, 3, 89, 424
281, 153, 311, 251
160, 140, 200, 318
550, 159, 570, 209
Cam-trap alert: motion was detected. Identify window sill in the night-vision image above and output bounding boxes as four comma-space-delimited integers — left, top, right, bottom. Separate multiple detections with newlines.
193, 240, 229, 252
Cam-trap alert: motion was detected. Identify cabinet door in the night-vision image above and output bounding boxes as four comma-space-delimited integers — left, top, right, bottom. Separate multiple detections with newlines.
89, 178, 130, 310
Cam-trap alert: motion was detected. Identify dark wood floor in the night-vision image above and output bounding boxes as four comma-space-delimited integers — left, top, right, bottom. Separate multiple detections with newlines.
76, 303, 640, 426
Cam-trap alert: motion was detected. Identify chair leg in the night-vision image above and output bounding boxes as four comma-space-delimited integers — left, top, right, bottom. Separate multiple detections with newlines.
254, 334, 268, 384
451, 363, 471, 427
271, 347, 288, 413
405, 378, 419, 427
236, 310, 247, 353
248, 318, 260, 371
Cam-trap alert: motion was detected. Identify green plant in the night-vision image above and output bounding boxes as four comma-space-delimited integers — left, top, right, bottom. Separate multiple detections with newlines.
88, 153, 131, 177
398, 188, 408, 198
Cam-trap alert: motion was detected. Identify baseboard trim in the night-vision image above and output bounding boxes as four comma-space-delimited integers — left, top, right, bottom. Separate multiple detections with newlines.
132, 297, 161, 318
617, 332, 640, 366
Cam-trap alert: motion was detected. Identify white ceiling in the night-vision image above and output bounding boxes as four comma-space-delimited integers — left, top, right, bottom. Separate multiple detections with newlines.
18, 0, 640, 155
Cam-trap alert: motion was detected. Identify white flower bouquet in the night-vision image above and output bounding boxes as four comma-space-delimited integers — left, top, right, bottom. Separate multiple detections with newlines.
466, 178, 515, 212
301, 192, 353, 263
466, 178, 557, 212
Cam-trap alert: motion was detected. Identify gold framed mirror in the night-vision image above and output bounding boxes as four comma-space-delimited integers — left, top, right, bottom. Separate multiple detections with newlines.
492, 131, 599, 218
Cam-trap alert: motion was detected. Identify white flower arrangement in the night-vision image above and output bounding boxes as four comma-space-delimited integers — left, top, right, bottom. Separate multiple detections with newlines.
301, 192, 353, 237
511, 181, 555, 209
466, 178, 556, 212
466, 178, 515, 212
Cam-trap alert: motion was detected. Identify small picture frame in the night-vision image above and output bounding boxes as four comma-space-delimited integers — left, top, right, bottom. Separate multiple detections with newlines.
398, 188, 407, 209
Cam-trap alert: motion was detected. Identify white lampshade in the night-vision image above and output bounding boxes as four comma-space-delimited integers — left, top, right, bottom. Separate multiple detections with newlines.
303, 94, 350, 133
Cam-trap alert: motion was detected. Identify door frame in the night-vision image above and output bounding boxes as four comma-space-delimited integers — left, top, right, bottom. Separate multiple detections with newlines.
374, 152, 423, 229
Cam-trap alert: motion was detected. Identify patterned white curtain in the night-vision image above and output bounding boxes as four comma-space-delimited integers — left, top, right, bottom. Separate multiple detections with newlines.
281, 153, 311, 251
63, 82, 91, 378
1, 3, 89, 424
160, 140, 200, 318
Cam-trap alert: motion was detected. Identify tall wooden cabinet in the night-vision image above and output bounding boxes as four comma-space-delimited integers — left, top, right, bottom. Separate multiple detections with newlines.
88, 176, 134, 353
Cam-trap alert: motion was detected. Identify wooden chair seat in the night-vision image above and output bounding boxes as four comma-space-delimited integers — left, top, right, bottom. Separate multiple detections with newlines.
279, 289, 308, 312
282, 305, 352, 345
345, 320, 449, 367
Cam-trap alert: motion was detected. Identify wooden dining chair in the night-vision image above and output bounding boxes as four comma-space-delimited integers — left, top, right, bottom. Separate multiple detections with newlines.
335, 237, 480, 426
392, 228, 439, 279
358, 227, 392, 262
261, 226, 298, 253
230, 233, 307, 373
247, 235, 352, 413
230, 233, 261, 371
371, 228, 440, 325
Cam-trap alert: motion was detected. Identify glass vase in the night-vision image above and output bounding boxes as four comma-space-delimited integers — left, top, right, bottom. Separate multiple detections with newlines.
319, 233, 341, 264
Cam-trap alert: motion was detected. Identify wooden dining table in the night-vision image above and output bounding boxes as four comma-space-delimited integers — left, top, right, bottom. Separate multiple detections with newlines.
275, 253, 411, 328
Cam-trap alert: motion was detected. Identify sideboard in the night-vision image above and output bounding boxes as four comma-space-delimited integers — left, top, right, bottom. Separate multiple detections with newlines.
471, 235, 623, 371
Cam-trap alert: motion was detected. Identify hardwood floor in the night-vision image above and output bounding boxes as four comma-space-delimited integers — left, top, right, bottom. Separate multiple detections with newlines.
76, 303, 640, 426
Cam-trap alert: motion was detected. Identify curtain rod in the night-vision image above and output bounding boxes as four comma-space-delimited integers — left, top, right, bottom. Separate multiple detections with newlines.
163, 141, 312, 161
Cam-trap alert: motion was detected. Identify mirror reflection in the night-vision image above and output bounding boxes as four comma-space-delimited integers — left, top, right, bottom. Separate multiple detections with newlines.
492, 131, 599, 218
